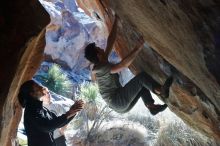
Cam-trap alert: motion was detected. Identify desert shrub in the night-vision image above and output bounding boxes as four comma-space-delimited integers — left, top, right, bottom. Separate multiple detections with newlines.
127, 114, 160, 134
68, 82, 100, 132
67, 82, 114, 144
79, 82, 99, 101
18, 138, 27, 146
126, 114, 160, 142
77, 82, 100, 120
34, 64, 73, 97
154, 121, 217, 146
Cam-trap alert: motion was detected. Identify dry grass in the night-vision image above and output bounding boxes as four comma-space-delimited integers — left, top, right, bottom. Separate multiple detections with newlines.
154, 121, 217, 146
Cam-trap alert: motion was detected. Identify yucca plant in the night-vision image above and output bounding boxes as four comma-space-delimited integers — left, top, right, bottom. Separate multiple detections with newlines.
79, 82, 99, 121
18, 137, 27, 146
80, 82, 99, 101
68, 82, 113, 144
34, 64, 73, 98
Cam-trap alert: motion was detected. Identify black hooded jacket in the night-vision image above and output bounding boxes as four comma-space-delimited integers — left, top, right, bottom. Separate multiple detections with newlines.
24, 98, 73, 146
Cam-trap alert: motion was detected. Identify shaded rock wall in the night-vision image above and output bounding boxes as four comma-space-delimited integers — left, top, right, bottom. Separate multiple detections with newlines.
0, 0, 220, 145
0, 0, 49, 145
76, 0, 220, 142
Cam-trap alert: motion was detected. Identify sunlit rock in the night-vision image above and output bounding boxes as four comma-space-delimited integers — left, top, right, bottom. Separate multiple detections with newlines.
76, 0, 220, 142
1, 0, 220, 145
40, 0, 106, 72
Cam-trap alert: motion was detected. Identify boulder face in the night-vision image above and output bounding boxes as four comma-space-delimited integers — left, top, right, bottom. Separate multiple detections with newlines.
0, 0, 49, 146
40, 0, 107, 71
76, 0, 220, 142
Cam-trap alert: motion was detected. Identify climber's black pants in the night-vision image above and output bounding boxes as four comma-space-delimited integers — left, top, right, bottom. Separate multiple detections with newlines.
108, 72, 161, 113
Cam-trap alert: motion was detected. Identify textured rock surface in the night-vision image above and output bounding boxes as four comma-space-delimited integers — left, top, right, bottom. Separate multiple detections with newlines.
1, 0, 220, 145
0, 0, 49, 145
76, 0, 220, 142
40, 0, 107, 71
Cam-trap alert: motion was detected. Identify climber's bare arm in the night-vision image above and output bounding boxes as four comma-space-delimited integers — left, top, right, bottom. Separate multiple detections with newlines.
110, 37, 145, 74
104, 15, 118, 59
91, 71, 96, 81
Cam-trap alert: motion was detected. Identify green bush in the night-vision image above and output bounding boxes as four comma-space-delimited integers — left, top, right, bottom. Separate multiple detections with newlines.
78, 82, 100, 120
34, 64, 72, 97
18, 137, 27, 146
79, 82, 99, 101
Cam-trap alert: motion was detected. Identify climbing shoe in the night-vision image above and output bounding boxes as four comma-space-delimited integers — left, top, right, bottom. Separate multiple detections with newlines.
161, 76, 174, 98
147, 104, 168, 115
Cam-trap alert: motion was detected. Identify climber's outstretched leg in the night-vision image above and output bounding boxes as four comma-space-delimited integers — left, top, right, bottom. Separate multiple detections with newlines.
108, 72, 173, 115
